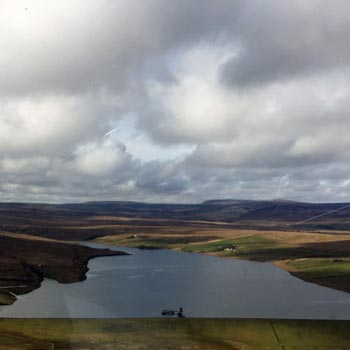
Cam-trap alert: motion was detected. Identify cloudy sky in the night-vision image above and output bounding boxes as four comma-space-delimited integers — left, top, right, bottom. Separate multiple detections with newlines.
1, 0, 350, 203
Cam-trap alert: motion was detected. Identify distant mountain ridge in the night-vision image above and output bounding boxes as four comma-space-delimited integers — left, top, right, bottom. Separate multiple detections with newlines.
0, 199, 350, 231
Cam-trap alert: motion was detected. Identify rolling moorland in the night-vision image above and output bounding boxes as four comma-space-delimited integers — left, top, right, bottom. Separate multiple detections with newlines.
1, 199, 350, 305
1, 200, 350, 348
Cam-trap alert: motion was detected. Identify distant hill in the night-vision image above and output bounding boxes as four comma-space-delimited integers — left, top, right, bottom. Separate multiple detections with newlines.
0, 199, 350, 232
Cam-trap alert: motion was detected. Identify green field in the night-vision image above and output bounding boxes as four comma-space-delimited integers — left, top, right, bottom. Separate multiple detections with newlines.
286, 258, 350, 292
0, 318, 349, 349
95, 233, 279, 256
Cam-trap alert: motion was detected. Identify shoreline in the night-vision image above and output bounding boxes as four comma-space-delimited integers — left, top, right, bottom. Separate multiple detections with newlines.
0, 236, 128, 306
94, 236, 350, 294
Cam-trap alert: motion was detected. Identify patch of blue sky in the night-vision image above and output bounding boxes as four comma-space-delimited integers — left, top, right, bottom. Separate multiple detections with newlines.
106, 113, 195, 162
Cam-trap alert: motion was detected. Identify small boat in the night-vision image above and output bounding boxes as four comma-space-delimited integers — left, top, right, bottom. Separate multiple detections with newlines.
161, 307, 185, 317
161, 310, 176, 316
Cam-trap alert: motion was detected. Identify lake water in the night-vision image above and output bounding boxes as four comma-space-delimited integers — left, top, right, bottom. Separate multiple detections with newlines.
2, 242, 350, 319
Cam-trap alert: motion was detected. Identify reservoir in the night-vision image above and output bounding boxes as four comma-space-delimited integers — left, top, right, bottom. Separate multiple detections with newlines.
2, 242, 350, 319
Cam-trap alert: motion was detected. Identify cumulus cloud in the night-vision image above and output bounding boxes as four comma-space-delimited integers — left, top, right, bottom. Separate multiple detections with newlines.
0, 94, 112, 156
0, 0, 350, 203
142, 44, 240, 143
0, 0, 238, 96
74, 140, 128, 176
144, 51, 350, 169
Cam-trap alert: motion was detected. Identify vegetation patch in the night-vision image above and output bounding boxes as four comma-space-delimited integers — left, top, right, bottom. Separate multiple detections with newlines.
285, 258, 350, 292
0, 318, 350, 349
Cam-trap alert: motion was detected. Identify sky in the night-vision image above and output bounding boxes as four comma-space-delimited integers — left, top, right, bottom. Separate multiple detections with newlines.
1, 0, 350, 204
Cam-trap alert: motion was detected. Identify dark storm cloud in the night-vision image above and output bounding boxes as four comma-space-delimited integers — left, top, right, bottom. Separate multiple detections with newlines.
0, 0, 239, 96
220, 1, 350, 88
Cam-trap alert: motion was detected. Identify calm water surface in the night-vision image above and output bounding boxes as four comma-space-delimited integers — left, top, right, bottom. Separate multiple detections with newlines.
2, 242, 350, 319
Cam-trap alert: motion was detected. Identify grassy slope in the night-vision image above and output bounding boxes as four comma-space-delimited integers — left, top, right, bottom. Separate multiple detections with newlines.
0, 318, 350, 349
283, 258, 350, 292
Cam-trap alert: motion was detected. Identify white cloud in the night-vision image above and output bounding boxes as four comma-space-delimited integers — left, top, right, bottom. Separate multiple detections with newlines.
0, 157, 49, 173
143, 44, 240, 143
0, 0, 350, 203
74, 141, 128, 176
0, 94, 110, 156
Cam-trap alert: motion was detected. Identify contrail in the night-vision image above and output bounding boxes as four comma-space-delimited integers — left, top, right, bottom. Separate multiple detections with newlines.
65, 144, 91, 160
289, 203, 350, 226
66, 143, 97, 160
0, 286, 27, 289
67, 112, 188, 159
66, 126, 120, 159
67, 125, 120, 159
125, 134, 146, 147
125, 114, 185, 147
72, 144, 93, 156
157, 114, 184, 129
104, 126, 121, 137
